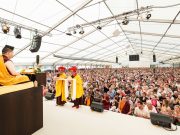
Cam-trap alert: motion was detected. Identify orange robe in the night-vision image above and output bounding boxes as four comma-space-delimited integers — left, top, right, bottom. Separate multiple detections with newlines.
118, 100, 126, 112
0, 55, 29, 86
85, 97, 91, 106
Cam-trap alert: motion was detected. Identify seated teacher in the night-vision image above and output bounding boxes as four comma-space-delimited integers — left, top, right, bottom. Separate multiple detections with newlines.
0, 45, 29, 86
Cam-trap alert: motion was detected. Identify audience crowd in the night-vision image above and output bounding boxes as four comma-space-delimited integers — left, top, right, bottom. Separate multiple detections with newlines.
44, 67, 180, 123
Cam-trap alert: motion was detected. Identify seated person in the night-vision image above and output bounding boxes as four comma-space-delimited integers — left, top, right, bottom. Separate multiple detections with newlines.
134, 101, 148, 119
144, 100, 157, 119
160, 99, 172, 116
173, 105, 180, 125
118, 96, 131, 114
102, 93, 110, 110
0, 45, 29, 86
84, 94, 91, 106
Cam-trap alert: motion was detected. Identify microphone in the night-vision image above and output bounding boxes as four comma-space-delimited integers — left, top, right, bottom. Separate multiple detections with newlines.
36, 55, 40, 65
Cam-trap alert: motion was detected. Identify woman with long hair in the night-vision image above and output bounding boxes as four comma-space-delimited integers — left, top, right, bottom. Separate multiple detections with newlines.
160, 99, 172, 116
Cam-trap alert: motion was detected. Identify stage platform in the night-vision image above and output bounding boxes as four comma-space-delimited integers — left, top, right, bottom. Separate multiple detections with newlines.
33, 99, 179, 135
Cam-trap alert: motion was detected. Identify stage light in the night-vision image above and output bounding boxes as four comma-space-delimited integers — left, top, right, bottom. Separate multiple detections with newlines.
79, 27, 84, 34
122, 17, 129, 25
146, 13, 151, 20
2, 23, 10, 34
97, 25, 102, 30
66, 29, 72, 36
73, 29, 76, 34
76, 24, 81, 29
14, 26, 22, 39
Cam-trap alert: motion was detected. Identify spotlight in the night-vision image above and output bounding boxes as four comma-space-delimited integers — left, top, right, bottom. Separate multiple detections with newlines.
146, 13, 151, 20
2, 23, 10, 34
79, 27, 84, 34
122, 17, 129, 25
76, 24, 81, 29
97, 26, 102, 30
66, 29, 72, 36
14, 26, 21, 39
73, 29, 76, 34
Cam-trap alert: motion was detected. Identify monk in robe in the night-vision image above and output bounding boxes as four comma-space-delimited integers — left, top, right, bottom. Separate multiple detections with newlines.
68, 66, 84, 109
55, 66, 67, 106
0, 45, 29, 86
118, 96, 131, 114
84, 94, 91, 106
102, 93, 110, 110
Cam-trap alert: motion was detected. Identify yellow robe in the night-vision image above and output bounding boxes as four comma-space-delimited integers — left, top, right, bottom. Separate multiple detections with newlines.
55, 73, 67, 101
0, 55, 29, 86
71, 74, 84, 99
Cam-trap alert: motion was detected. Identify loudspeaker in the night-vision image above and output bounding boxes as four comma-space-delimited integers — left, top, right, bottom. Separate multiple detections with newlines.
94, 98, 101, 102
150, 112, 173, 128
90, 101, 104, 112
153, 54, 156, 62
116, 56, 118, 63
36, 55, 39, 65
45, 92, 55, 100
129, 55, 139, 61
14, 27, 21, 39
29, 35, 42, 52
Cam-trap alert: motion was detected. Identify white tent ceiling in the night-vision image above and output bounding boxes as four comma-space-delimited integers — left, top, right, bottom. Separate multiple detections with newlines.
0, 0, 180, 66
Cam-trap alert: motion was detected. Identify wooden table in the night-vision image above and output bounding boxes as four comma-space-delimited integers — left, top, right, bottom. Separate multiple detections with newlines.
0, 85, 43, 135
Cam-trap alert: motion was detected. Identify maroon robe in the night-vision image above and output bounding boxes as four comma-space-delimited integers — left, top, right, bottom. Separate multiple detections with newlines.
121, 101, 130, 114
56, 96, 66, 106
